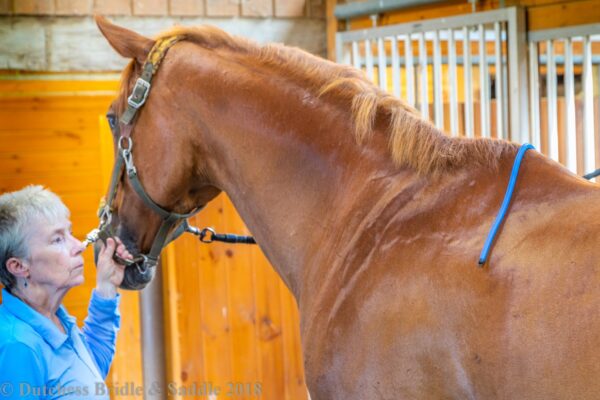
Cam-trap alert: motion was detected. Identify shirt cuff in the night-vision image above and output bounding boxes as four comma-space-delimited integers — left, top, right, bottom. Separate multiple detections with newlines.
91, 289, 121, 308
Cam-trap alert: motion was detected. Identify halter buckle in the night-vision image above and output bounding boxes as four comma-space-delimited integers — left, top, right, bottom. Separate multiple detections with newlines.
127, 78, 151, 109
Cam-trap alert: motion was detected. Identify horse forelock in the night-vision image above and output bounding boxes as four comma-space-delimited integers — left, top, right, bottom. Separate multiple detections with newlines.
117, 25, 517, 175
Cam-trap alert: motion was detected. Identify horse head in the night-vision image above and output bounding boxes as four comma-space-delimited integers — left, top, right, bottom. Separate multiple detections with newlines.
95, 17, 222, 290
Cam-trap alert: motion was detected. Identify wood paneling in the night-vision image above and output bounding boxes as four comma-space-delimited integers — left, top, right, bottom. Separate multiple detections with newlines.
162, 197, 307, 399
0, 76, 307, 399
0, 78, 142, 398
527, 0, 600, 31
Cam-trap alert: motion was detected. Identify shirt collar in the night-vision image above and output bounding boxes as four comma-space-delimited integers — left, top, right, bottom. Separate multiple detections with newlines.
1, 288, 73, 349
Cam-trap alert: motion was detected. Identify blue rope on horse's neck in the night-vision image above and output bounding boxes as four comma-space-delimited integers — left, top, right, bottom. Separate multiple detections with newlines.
478, 143, 535, 266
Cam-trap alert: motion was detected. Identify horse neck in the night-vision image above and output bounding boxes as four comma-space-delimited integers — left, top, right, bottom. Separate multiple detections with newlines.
187, 63, 418, 301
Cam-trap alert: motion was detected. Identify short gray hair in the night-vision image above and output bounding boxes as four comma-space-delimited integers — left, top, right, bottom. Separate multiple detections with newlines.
0, 185, 70, 290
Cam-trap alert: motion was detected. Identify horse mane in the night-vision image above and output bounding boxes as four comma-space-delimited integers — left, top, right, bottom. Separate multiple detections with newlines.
118, 25, 517, 175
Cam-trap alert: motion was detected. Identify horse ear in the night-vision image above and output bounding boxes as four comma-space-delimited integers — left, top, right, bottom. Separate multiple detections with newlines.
95, 15, 154, 64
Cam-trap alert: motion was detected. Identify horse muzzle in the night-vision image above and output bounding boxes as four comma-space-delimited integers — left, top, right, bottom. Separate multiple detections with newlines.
92, 238, 157, 291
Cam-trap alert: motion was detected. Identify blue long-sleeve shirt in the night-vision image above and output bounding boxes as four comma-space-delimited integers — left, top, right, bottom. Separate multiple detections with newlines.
0, 288, 120, 399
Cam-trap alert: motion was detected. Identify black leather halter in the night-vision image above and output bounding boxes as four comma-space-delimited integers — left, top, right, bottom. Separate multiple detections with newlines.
86, 36, 254, 274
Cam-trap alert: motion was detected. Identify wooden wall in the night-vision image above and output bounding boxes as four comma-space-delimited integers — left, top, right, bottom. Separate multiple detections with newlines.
1, 77, 307, 399
0, 77, 143, 393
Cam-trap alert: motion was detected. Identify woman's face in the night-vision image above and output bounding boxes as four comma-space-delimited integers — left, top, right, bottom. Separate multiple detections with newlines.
24, 215, 86, 292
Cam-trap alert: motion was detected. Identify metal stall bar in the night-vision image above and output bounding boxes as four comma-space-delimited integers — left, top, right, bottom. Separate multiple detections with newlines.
528, 42, 541, 149
479, 24, 490, 137
391, 36, 401, 97
506, 7, 529, 143
564, 38, 577, 173
418, 32, 429, 119
433, 30, 444, 129
582, 35, 596, 174
448, 28, 459, 136
463, 26, 474, 137
494, 22, 505, 139
365, 39, 375, 82
351, 41, 361, 70
546, 39, 559, 161
405, 34, 416, 106
528, 24, 600, 173
377, 37, 388, 90
336, 8, 523, 138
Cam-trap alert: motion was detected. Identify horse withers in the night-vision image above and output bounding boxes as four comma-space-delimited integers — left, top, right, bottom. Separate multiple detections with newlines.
95, 16, 600, 400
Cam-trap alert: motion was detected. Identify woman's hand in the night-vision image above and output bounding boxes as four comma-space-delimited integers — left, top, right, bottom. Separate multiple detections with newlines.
95, 237, 132, 298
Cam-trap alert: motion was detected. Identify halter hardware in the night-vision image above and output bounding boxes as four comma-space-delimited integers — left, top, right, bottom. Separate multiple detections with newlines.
84, 35, 255, 280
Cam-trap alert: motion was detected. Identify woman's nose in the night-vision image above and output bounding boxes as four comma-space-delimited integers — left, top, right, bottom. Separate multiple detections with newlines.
70, 235, 85, 255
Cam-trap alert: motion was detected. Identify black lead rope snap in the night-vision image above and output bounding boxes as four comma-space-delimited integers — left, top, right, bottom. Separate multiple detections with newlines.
186, 226, 256, 245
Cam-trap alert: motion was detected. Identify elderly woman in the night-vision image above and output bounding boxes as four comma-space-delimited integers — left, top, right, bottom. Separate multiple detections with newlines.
0, 185, 131, 399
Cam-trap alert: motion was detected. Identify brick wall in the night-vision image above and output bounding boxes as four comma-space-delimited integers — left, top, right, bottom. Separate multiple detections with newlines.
1, 0, 325, 18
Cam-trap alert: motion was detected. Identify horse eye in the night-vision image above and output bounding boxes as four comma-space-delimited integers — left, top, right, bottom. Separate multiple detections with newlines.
107, 114, 117, 130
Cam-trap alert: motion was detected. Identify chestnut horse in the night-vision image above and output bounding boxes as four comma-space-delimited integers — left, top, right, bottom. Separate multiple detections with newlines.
96, 17, 600, 400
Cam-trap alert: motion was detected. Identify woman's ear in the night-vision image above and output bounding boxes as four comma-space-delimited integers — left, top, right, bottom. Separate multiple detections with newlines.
5, 257, 29, 279
95, 15, 155, 65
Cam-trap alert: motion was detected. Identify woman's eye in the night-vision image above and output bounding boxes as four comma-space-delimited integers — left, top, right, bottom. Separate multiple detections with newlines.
52, 236, 65, 244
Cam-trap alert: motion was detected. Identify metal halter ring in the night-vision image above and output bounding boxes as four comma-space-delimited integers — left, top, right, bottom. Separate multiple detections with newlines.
118, 136, 133, 153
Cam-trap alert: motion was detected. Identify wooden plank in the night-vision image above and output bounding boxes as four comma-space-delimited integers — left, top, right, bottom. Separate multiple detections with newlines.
0, 128, 101, 151
162, 244, 182, 399
223, 196, 260, 395
280, 284, 307, 400
0, 79, 119, 93
326, 0, 338, 61
0, 149, 101, 173
0, 97, 114, 110
0, 172, 102, 194
253, 249, 286, 398
0, 110, 100, 130
528, 0, 600, 31
197, 195, 234, 390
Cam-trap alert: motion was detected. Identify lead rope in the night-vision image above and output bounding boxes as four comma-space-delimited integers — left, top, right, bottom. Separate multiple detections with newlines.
478, 143, 534, 266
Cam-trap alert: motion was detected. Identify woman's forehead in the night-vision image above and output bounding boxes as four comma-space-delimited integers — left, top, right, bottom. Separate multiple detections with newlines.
29, 215, 71, 239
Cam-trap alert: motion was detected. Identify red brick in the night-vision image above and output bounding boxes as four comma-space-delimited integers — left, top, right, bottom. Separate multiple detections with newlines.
169, 0, 203, 16
275, 0, 306, 17
93, 0, 132, 15
0, 0, 11, 14
206, 0, 238, 17
133, 0, 167, 15
241, 0, 272, 17
55, 0, 92, 15
13, 0, 55, 14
